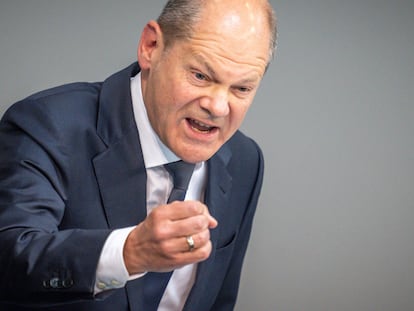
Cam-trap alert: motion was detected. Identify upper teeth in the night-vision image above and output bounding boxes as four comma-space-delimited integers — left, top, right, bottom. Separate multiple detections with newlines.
190, 119, 213, 132
193, 119, 211, 128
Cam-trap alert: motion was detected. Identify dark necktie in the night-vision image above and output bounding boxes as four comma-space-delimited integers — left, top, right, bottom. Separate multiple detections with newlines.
164, 161, 196, 203
143, 161, 195, 310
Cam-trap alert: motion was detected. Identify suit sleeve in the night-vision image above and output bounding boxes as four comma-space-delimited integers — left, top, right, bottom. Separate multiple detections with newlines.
0, 101, 111, 305
210, 139, 265, 310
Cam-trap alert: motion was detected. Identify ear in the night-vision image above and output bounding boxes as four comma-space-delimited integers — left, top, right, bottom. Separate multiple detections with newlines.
137, 20, 164, 70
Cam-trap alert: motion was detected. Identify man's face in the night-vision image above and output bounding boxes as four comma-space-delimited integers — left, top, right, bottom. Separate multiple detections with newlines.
140, 2, 270, 163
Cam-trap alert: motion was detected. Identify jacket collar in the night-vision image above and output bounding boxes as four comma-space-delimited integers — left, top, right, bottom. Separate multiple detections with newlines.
97, 63, 141, 147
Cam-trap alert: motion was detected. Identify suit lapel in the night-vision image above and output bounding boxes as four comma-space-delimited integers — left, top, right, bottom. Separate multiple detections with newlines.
205, 146, 233, 245
183, 145, 233, 309
92, 128, 147, 228
93, 63, 147, 228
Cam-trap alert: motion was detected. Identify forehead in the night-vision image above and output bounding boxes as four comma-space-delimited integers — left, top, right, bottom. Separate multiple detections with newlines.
188, 0, 270, 67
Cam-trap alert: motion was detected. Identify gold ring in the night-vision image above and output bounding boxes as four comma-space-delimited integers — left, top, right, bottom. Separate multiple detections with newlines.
186, 235, 195, 251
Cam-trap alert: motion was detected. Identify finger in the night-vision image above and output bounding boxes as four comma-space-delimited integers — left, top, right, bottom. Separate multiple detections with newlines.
161, 204, 217, 238
191, 229, 211, 251
207, 214, 218, 229
183, 239, 213, 263
123, 217, 212, 274
154, 200, 205, 221
201, 205, 218, 229
185, 235, 195, 252
182, 229, 211, 253
158, 228, 211, 254
167, 238, 214, 268
167, 213, 212, 237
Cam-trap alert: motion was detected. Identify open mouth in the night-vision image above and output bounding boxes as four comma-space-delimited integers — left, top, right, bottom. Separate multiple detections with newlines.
187, 118, 217, 133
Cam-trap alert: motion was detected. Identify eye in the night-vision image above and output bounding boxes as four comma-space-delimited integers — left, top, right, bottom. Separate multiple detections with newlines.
237, 86, 250, 93
194, 72, 208, 81
233, 85, 253, 96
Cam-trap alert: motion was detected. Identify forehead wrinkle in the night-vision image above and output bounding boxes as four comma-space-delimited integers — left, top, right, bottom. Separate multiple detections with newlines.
191, 51, 263, 85
193, 53, 216, 77
189, 29, 266, 63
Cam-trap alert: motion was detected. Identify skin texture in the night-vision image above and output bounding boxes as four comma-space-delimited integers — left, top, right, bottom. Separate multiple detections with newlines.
123, 0, 270, 275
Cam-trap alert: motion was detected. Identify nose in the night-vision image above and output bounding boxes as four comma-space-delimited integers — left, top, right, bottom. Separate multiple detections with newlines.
199, 87, 230, 118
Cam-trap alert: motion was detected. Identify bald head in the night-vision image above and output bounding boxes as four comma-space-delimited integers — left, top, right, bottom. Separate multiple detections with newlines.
157, 0, 277, 63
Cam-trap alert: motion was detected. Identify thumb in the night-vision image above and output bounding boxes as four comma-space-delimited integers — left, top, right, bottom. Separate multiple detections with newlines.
208, 214, 218, 229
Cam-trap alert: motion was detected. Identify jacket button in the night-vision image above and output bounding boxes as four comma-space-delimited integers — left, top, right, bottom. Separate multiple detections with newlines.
62, 279, 74, 288
42, 280, 51, 288
49, 277, 61, 289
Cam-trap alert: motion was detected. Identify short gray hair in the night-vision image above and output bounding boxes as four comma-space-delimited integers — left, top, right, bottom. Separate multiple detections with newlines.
157, 0, 278, 63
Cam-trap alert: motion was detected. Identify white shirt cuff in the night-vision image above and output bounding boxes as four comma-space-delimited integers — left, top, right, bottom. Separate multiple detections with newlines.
94, 226, 146, 295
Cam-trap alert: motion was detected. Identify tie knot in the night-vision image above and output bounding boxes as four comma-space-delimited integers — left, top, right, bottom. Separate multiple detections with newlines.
164, 161, 195, 191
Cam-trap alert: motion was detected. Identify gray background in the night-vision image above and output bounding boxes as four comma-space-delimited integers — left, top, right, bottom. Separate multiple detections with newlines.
1, 1, 413, 310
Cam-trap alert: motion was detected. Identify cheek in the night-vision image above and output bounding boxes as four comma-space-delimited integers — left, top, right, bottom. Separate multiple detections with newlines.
229, 103, 250, 129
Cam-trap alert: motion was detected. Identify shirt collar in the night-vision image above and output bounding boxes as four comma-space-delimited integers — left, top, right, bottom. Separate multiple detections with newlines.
130, 72, 180, 169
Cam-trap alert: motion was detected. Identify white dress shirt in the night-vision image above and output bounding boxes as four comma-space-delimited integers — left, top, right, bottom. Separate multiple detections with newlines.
94, 73, 207, 311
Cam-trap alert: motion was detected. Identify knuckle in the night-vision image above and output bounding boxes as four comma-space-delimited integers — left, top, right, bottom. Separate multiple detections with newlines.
188, 201, 204, 214
201, 229, 211, 242
193, 216, 208, 231
195, 230, 209, 246
159, 240, 173, 254
186, 202, 199, 214
152, 225, 169, 240
148, 210, 162, 224
197, 244, 212, 259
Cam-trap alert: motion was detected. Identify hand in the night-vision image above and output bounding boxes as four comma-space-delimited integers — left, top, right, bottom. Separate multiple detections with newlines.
123, 200, 218, 275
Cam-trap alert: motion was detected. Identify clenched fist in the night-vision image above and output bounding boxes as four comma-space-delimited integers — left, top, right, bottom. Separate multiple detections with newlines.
123, 200, 218, 275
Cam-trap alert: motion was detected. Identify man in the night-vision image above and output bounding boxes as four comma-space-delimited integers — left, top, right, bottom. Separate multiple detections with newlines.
0, 0, 277, 310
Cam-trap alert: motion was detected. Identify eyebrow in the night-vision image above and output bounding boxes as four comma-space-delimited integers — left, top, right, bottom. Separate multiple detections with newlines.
193, 54, 217, 78
192, 54, 261, 85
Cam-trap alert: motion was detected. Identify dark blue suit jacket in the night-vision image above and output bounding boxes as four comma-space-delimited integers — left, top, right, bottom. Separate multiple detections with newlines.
0, 63, 264, 310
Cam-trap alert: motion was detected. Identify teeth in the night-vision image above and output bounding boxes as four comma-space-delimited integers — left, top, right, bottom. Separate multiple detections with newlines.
193, 120, 211, 129
189, 119, 213, 132
193, 127, 209, 133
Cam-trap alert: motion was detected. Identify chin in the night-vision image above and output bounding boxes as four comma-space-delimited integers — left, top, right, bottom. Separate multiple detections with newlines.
178, 149, 217, 164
